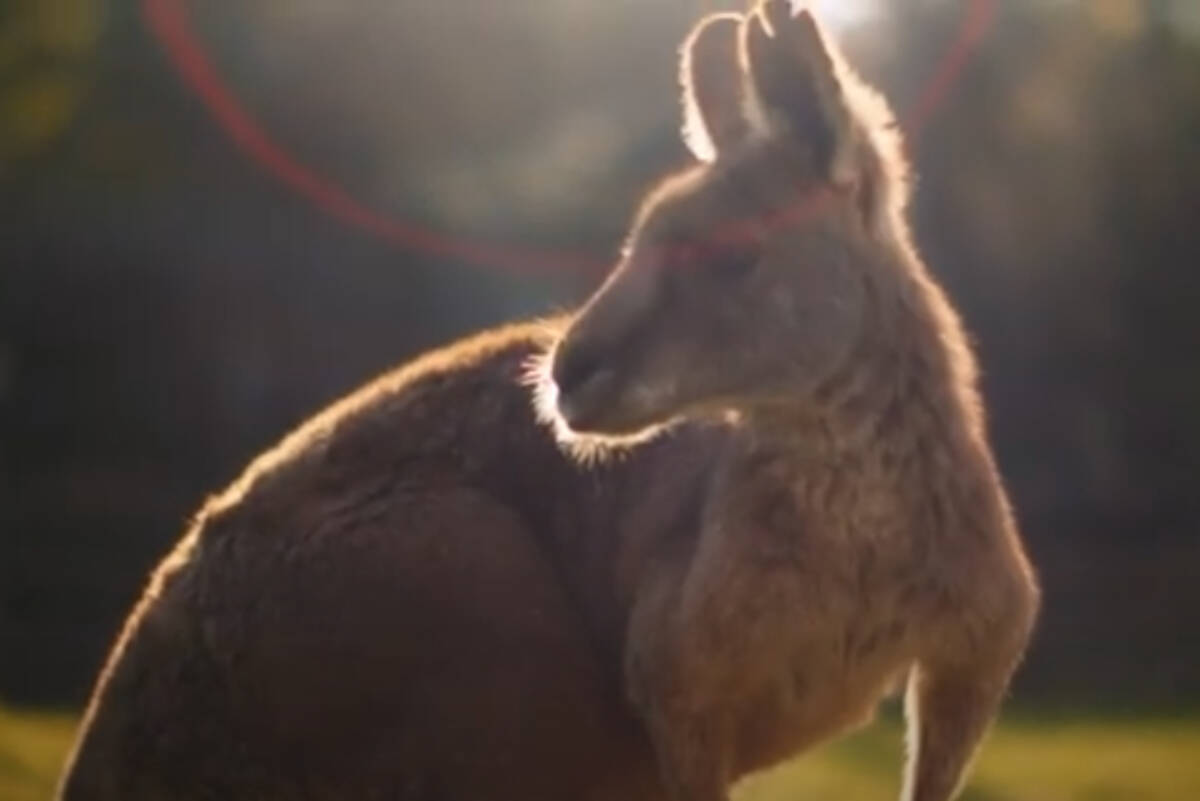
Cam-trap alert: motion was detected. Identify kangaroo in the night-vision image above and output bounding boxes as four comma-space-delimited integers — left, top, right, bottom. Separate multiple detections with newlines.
57, 3, 1038, 800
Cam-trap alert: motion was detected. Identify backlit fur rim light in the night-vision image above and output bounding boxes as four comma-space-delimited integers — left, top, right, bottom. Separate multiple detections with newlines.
520, 323, 675, 467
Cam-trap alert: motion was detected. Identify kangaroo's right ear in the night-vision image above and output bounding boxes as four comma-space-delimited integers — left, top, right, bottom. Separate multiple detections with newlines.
742, 1, 857, 183
680, 13, 752, 162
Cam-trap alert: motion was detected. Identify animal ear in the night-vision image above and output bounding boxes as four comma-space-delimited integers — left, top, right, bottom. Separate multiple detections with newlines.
680, 13, 752, 162
741, 1, 858, 182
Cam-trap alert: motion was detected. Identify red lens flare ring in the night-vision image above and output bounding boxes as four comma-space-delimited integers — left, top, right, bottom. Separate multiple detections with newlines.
140, 0, 995, 276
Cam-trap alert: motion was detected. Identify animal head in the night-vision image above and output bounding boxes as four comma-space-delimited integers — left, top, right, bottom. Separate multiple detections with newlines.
538, 0, 913, 453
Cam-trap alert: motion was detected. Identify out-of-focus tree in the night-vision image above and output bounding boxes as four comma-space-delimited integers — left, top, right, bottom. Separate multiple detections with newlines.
0, 0, 105, 169
2, 0, 1199, 706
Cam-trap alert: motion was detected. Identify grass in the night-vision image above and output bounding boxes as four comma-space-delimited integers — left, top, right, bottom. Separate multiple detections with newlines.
0, 706, 76, 801
737, 714, 1200, 801
3, 704, 1199, 801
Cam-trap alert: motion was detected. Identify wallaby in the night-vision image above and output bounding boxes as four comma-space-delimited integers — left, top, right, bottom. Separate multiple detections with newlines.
57, 3, 1038, 800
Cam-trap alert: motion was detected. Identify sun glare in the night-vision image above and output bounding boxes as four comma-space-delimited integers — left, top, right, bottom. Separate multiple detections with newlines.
807, 0, 880, 30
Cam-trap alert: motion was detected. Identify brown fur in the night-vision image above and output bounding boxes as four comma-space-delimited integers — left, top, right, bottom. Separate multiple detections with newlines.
58, 4, 1037, 800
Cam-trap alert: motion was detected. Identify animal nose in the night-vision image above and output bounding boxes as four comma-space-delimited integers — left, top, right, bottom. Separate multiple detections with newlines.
550, 334, 623, 431
551, 337, 606, 399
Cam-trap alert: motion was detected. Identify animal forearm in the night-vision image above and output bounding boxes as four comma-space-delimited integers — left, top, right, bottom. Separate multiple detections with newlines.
900, 663, 1004, 801
901, 600, 1036, 801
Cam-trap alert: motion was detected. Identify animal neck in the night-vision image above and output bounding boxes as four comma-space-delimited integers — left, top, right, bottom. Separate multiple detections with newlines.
727, 277, 979, 491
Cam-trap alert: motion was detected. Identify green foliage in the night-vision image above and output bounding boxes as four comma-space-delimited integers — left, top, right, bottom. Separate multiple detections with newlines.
3, 0, 1200, 709
0, 0, 103, 162
4, 705, 1199, 801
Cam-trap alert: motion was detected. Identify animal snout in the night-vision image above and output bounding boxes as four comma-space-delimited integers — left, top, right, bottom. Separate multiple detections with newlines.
551, 337, 619, 431
552, 336, 603, 396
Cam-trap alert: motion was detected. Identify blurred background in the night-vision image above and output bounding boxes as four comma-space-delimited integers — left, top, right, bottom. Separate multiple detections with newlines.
3, 0, 1200, 797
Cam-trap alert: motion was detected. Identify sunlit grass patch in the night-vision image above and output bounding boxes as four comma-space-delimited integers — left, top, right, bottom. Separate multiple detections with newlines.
0, 705, 76, 801
738, 715, 1200, 801
2, 702, 1199, 801
966, 717, 1200, 801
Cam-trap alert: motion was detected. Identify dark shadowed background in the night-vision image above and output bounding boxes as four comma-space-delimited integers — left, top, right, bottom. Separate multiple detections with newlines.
2, 0, 1199, 712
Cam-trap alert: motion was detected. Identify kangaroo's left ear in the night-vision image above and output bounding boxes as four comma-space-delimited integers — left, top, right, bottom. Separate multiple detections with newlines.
742, 0, 858, 183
